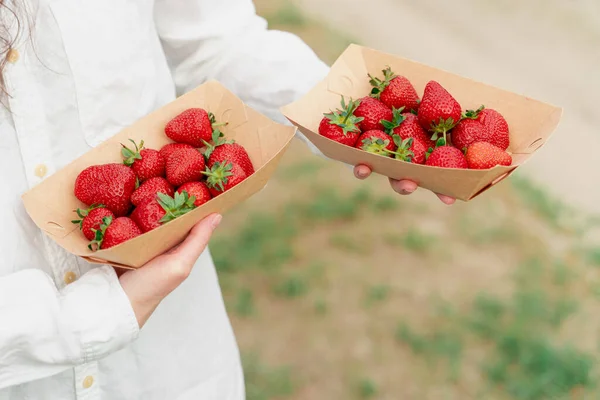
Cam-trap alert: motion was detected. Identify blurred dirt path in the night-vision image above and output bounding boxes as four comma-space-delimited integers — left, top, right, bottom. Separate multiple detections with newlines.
296, 0, 600, 215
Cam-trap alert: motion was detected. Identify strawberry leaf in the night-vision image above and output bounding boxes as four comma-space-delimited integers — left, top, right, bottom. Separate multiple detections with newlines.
462, 105, 485, 120
120, 139, 143, 166
158, 191, 197, 224
87, 215, 113, 251
203, 162, 234, 192
368, 66, 396, 99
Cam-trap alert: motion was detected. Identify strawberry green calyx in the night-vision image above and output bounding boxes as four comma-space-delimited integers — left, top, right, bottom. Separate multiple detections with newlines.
208, 112, 228, 138
430, 118, 457, 144
360, 137, 391, 156
387, 135, 415, 162
157, 191, 197, 224
425, 137, 447, 160
381, 107, 406, 134
368, 66, 396, 99
88, 215, 113, 251
323, 96, 364, 136
71, 204, 106, 228
462, 105, 485, 120
202, 161, 233, 192
121, 139, 144, 166
203, 129, 234, 159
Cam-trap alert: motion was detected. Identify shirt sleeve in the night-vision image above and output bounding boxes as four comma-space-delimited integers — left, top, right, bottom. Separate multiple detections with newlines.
0, 266, 139, 389
153, 0, 331, 157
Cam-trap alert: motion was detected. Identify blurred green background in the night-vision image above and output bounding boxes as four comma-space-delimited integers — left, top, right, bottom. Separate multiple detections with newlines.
211, 1, 600, 399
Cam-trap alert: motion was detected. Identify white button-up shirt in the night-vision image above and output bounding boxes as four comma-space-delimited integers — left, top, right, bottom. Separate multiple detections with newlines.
0, 0, 329, 399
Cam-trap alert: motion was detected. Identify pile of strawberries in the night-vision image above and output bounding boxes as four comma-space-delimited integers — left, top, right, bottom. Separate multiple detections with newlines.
71, 108, 254, 250
318, 67, 512, 169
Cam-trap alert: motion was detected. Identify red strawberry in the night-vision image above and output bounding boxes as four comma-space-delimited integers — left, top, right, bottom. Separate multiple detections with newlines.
205, 131, 255, 176
130, 177, 174, 207
465, 142, 512, 169
318, 97, 363, 147
417, 81, 462, 143
176, 182, 212, 207
131, 192, 197, 233
452, 106, 511, 151
88, 216, 142, 250
165, 147, 206, 187
425, 146, 468, 169
203, 162, 247, 197
71, 205, 115, 241
369, 67, 420, 112
382, 108, 435, 149
74, 163, 136, 217
159, 143, 195, 162
452, 115, 488, 151
479, 108, 510, 150
354, 96, 393, 132
121, 139, 165, 182
388, 136, 427, 164
355, 130, 396, 156
164, 108, 227, 147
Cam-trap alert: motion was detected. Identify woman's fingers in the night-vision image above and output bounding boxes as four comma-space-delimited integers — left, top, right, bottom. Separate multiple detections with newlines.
389, 178, 418, 195
355, 165, 457, 205
353, 164, 371, 180
435, 193, 456, 205
389, 178, 456, 205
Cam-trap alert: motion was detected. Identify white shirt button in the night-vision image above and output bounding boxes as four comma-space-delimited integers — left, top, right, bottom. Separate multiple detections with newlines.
64, 271, 77, 285
6, 49, 19, 64
34, 164, 48, 178
82, 376, 94, 389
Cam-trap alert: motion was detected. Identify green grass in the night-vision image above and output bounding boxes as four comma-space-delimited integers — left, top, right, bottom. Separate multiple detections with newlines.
586, 247, 600, 267
211, 213, 298, 274
274, 274, 309, 298
457, 213, 520, 245
357, 378, 378, 399
365, 285, 391, 307
298, 186, 372, 222
256, 0, 359, 64
330, 233, 370, 255
264, 0, 308, 27
212, 187, 394, 277
395, 322, 463, 381
395, 257, 595, 397
243, 353, 295, 400
371, 196, 400, 213
314, 297, 328, 315
235, 288, 256, 317
510, 174, 570, 229
278, 159, 325, 181
401, 228, 435, 254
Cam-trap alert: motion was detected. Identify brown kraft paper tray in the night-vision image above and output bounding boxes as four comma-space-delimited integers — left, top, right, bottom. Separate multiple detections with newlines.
22, 80, 297, 269
280, 44, 563, 201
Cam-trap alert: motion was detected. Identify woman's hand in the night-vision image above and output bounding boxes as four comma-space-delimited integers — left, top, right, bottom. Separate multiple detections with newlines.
118, 213, 222, 329
353, 165, 455, 205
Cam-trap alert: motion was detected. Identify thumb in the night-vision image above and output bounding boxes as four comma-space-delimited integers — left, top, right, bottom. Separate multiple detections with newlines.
169, 213, 222, 265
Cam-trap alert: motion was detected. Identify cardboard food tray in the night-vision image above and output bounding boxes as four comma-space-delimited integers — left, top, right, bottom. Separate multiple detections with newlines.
281, 44, 563, 201
22, 80, 297, 269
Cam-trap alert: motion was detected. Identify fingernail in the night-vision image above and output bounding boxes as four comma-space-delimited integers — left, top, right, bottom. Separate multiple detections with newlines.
211, 214, 222, 229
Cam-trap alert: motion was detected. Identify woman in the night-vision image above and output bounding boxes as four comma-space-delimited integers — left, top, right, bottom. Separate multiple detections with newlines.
0, 0, 454, 399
